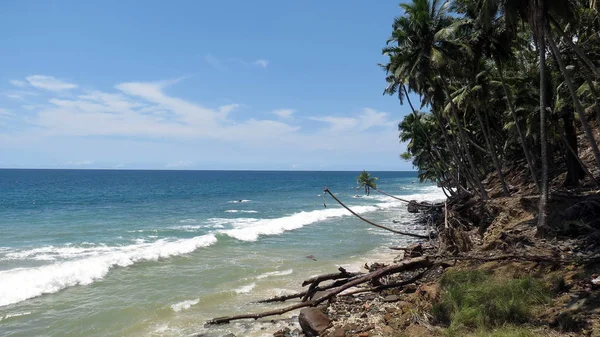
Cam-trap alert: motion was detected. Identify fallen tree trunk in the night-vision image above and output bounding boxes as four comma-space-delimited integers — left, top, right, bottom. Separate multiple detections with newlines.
374, 188, 442, 208
301, 267, 362, 287
339, 269, 429, 297
324, 188, 430, 239
257, 272, 366, 304
206, 257, 432, 325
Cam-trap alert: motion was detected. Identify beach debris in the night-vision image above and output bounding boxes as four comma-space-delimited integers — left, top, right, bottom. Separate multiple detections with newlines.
405, 243, 423, 258
407, 201, 420, 213
205, 257, 432, 325
382, 295, 400, 303
298, 308, 331, 337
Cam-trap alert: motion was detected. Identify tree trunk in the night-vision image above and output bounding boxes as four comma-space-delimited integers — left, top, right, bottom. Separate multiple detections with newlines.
402, 84, 470, 195
546, 28, 600, 170
432, 111, 477, 194
475, 108, 510, 196
561, 109, 586, 187
440, 76, 489, 200
495, 58, 540, 191
537, 6, 550, 236
403, 85, 417, 114
550, 16, 600, 78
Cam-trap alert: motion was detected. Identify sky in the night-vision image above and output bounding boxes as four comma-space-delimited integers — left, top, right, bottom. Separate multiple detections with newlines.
0, 0, 418, 171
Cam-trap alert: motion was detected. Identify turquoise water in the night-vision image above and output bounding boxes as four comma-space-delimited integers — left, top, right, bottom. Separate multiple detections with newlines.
0, 170, 444, 336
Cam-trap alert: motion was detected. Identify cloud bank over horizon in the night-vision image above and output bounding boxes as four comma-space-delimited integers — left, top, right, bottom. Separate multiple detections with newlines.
0, 75, 406, 170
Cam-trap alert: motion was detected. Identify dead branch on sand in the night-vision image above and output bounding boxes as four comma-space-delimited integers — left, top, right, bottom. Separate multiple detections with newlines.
206, 257, 432, 325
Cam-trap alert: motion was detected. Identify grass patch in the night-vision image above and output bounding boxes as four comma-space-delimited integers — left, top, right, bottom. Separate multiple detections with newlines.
466, 325, 539, 337
433, 270, 550, 336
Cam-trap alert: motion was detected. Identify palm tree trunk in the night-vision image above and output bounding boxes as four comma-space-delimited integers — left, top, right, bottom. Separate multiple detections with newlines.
546, 27, 600, 170
432, 112, 478, 194
549, 16, 600, 78
440, 76, 489, 200
561, 110, 590, 186
475, 108, 510, 196
403, 85, 417, 114
323, 188, 430, 239
401, 86, 471, 195
550, 17, 600, 127
537, 7, 550, 235
495, 58, 540, 191
560, 126, 599, 186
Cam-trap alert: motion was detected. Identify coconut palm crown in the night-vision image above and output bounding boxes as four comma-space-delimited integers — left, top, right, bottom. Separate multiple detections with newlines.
357, 170, 378, 196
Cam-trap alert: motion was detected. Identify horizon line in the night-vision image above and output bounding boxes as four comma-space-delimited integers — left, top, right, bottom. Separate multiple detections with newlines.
0, 167, 418, 172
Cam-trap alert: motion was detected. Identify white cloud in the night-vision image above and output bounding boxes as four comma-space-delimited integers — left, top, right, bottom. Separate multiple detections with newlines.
26, 75, 77, 91
204, 54, 269, 70
0, 108, 13, 118
253, 59, 269, 68
1, 75, 405, 169
309, 116, 359, 131
357, 108, 390, 130
273, 109, 295, 119
219, 103, 241, 117
9, 80, 27, 87
26, 78, 299, 144
204, 54, 226, 71
5, 90, 38, 100
309, 108, 392, 132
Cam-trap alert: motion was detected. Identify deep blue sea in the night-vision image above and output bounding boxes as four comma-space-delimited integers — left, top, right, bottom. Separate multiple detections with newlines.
0, 170, 444, 337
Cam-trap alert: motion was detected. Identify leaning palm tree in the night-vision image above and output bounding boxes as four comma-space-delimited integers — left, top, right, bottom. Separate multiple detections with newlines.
357, 170, 378, 196
384, 0, 489, 200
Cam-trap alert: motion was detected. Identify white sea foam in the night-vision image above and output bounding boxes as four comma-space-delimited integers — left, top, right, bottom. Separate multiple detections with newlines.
0, 311, 32, 321
234, 282, 256, 294
0, 234, 217, 307
256, 269, 293, 279
218, 187, 445, 242
220, 205, 376, 241
227, 199, 252, 203
225, 210, 258, 213
170, 298, 199, 312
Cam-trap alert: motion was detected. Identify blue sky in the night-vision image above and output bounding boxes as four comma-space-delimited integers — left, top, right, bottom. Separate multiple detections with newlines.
0, 0, 417, 170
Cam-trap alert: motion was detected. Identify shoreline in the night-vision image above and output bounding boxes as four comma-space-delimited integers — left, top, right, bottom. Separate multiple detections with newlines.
198, 203, 436, 337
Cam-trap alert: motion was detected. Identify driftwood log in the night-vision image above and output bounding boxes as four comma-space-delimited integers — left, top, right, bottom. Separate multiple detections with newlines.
206, 257, 432, 325
256, 268, 365, 304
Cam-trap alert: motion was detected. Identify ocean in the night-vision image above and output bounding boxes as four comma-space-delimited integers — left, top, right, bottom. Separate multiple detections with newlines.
0, 170, 444, 337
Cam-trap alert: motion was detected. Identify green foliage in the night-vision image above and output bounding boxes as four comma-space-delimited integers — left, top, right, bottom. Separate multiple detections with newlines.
549, 274, 569, 295
433, 270, 550, 336
465, 325, 538, 337
382, 0, 600, 198
356, 170, 378, 195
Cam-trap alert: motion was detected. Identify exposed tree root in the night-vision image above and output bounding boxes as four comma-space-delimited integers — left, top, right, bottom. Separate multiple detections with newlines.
206, 257, 432, 325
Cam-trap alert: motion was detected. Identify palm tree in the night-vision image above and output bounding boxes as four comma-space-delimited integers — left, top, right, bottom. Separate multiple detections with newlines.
384, 0, 489, 200
357, 170, 378, 196
447, 0, 538, 193
545, 25, 600, 170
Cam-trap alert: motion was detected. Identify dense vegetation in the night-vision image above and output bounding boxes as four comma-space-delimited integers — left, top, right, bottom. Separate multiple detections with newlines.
382, 0, 600, 232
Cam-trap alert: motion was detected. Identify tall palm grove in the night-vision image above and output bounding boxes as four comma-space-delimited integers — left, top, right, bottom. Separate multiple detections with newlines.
382, 0, 600, 234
